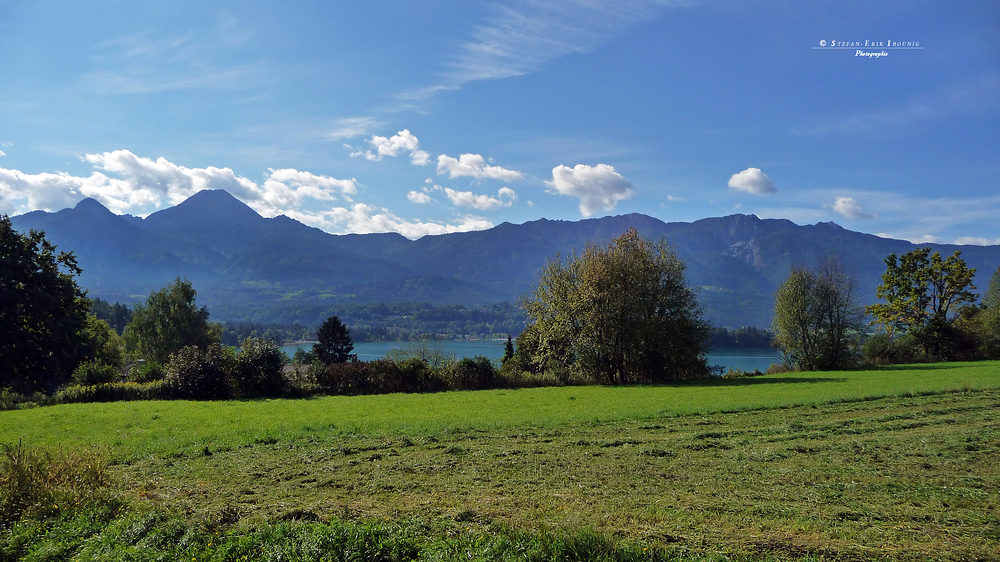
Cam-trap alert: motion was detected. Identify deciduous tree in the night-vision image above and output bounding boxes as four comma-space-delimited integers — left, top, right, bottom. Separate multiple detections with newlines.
123, 278, 219, 364
866, 248, 977, 357
773, 258, 863, 370
519, 228, 710, 383
1, 215, 90, 393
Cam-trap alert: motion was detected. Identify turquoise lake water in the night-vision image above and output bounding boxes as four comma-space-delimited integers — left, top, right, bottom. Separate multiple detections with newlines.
282, 341, 781, 373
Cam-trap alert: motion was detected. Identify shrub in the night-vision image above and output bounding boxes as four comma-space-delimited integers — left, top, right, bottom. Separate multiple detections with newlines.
234, 337, 287, 397
446, 356, 498, 390
51, 380, 170, 404
722, 368, 765, 379
314, 358, 447, 396
128, 360, 165, 383
164, 344, 236, 400
72, 361, 120, 386
0, 390, 33, 412
861, 333, 920, 366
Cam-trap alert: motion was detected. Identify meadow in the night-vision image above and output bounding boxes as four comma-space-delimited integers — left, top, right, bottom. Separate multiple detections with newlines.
2, 361, 999, 560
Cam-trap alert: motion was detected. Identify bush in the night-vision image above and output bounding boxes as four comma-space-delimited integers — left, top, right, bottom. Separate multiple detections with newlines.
128, 360, 166, 383
51, 380, 170, 404
861, 333, 920, 366
445, 356, 498, 390
314, 358, 447, 396
234, 337, 287, 397
164, 344, 236, 400
72, 361, 120, 386
722, 367, 765, 379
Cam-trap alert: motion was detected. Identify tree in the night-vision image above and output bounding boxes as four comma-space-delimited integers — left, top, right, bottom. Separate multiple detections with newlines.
978, 266, 1000, 358
773, 258, 863, 370
122, 278, 219, 364
313, 315, 355, 365
501, 334, 515, 365
1, 215, 90, 393
519, 228, 710, 383
866, 248, 977, 357
233, 336, 287, 397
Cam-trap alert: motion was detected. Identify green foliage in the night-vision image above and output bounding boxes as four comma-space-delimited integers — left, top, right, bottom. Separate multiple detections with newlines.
50, 380, 170, 405
979, 266, 1000, 358
445, 356, 498, 390
313, 358, 446, 396
80, 314, 125, 369
71, 362, 119, 386
234, 337, 287, 397
122, 277, 219, 364
773, 258, 863, 371
164, 344, 236, 400
89, 297, 133, 334
521, 228, 710, 383
313, 315, 355, 365
128, 360, 165, 383
0, 215, 90, 394
866, 248, 978, 358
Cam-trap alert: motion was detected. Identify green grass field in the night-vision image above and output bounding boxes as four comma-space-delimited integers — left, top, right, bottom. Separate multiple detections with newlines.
2, 361, 999, 560
2, 361, 998, 461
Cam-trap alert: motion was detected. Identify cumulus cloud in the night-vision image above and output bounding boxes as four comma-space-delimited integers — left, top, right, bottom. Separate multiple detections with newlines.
0, 150, 499, 239
0, 150, 356, 217
407, 190, 432, 204
436, 153, 523, 181
545, 164, 633, 217
351, 129, 430, 166
728, 167, 777, 195
282, 204, 493, 239
831, 196, 875, 220
441, 186, 516, 210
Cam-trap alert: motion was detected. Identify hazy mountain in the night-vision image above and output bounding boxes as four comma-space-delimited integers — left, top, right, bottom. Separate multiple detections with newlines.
11, 190, 1000, 328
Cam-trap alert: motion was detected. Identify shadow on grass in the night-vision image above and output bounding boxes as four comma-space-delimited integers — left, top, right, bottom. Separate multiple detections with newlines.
631, 376, 850, 390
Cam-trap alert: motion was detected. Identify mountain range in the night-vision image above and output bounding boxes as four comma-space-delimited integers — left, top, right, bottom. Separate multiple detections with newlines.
11, 189, 1000, 328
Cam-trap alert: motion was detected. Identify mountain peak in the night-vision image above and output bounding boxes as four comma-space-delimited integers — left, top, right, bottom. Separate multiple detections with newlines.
74, 197, 113, 215
144, 189, 263, 230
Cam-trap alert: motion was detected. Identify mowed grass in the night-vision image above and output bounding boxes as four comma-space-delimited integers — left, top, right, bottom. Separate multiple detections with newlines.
1, 361, 999, 560
1, 361, 997, 461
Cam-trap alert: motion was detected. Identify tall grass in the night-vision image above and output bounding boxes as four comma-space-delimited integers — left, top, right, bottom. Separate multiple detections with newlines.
0, 441, 113, 524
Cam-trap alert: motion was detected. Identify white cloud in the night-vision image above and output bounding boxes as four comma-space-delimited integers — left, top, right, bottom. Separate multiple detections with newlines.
545, 163, 634, 217
0, 150, 355, 217
351, 129, 430, 166
441, 186, 517, 210
954, 236, 1000, 246
283, 204, 493, 239
442, 0, 680, 86
831, 196, 875, 220
328, 117, 379, 140
408, 190, 432, 204
0, 150, 498, 239
667, 195, 684, 202
0, 150, 5, 157
436, 153, 523, 181
728, 168, 777, 195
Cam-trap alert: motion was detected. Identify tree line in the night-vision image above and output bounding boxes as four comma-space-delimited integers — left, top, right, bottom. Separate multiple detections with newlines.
5, 213, 1000, 406
773, 247, 1000, 370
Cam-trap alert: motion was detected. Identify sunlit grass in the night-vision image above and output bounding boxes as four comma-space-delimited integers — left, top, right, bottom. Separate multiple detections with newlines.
0, 361, 997, 461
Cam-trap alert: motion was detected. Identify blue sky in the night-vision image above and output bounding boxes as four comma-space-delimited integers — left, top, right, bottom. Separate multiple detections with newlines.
1, 0, 997, 243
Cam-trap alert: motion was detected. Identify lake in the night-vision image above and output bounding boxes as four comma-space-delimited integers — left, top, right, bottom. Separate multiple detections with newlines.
282, 340, 781, 374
